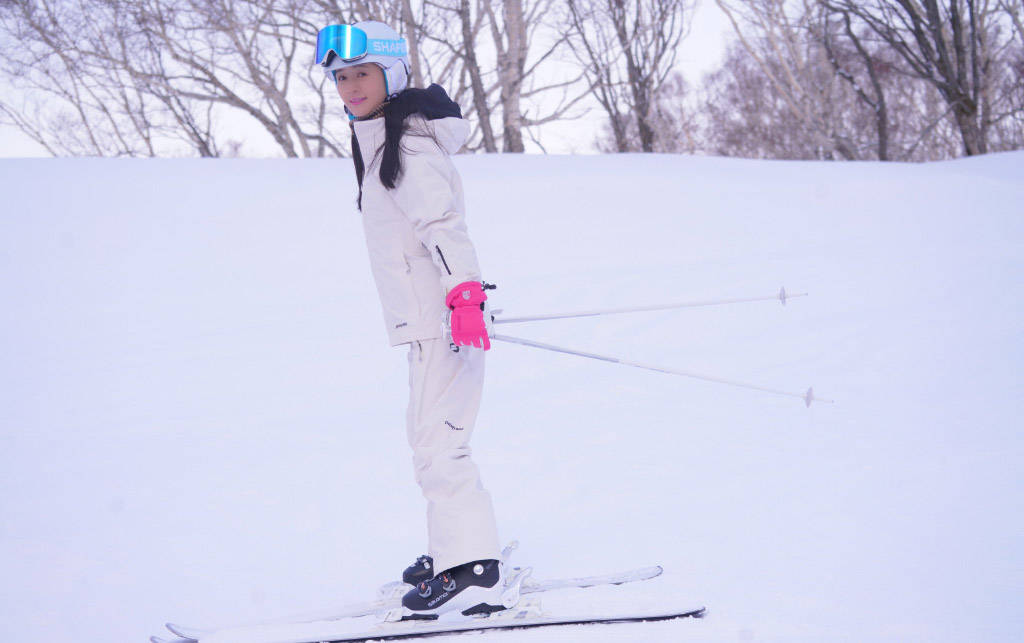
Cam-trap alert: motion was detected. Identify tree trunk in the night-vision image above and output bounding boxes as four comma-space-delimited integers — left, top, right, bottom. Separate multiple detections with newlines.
460, 0, 498, 152
830, 0, 994, 157
401, 0, 424, 89
499, 0, 527, 152
609, 0, 655, 152
954, 101, 987, 154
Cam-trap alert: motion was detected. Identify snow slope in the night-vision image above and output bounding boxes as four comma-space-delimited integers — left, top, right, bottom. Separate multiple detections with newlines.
1, 151, 1022, 643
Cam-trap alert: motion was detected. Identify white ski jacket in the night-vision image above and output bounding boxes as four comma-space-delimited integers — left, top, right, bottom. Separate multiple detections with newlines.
352, 114, 482, 346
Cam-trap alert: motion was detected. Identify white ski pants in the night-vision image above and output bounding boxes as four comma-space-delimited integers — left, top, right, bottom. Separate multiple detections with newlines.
406, 338, 500, 574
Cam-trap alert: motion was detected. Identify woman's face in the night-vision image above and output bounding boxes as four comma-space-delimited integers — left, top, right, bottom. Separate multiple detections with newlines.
335, 63, 388, 118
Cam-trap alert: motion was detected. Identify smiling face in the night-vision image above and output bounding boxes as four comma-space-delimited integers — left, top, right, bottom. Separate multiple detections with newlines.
335, 63, 388, 118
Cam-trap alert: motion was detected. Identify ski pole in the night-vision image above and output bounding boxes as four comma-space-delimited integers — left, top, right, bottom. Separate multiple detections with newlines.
492, 333, 832, 407
492, 287, 806, 325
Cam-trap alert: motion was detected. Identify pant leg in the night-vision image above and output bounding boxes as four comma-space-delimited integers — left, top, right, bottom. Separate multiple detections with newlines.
406, 338, 500, 574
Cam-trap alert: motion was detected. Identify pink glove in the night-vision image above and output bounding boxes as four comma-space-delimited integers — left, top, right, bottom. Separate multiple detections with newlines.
445, 281, 491, 350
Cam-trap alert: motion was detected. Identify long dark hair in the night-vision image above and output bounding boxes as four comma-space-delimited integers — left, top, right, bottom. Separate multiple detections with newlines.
350, 84, 462, 211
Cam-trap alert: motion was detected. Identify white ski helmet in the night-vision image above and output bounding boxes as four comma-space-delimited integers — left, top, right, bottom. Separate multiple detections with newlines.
315, 20, 410, 99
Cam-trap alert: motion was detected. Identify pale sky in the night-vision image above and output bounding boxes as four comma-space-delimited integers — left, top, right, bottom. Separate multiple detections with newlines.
0, 2, 731, 157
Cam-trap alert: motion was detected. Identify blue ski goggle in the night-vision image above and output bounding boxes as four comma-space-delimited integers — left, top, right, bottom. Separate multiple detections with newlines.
314, 24, 408, 66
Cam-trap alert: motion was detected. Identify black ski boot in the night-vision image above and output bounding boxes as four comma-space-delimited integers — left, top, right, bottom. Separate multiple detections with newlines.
401, 558, 506, 619
402, 554, 435, 586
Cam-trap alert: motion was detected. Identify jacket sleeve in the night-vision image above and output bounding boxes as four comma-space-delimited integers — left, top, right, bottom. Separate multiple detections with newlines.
388, 131, 482, 294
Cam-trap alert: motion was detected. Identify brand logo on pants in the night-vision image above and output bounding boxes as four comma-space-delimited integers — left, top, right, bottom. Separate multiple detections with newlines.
445, 420, 464, 431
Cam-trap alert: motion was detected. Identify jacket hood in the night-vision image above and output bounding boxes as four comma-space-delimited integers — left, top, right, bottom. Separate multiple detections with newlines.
411, 116, 469, 155
391, 84, 467, 154
350, 83, 468, 155
392, 83, 462, 121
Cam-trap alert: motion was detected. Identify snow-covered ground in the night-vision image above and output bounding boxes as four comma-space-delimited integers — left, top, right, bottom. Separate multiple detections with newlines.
1, 151, 1021, 643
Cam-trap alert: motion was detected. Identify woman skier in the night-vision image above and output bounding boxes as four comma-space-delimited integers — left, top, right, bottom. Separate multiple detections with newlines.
314, 21, 507, 619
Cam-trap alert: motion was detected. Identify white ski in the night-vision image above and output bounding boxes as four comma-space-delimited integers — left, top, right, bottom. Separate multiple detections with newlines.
191, 598, 705, 643
158, 564, 663, 642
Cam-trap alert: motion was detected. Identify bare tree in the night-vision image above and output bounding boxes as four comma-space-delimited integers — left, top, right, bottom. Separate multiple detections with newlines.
564, 2, 627, 151
414, 0, 588, 153
0, 0, 684, 157
823, 0, 1015, 156
483, 0, 528, 151
700, 39, 849, 159
0, 0, 360, 157
482, 0, 589, 152
564, 0, 694, 152
699, 16, 981, 161
458, 0, 500, 151
131, 0, 351, 158
0, 0, 195, 156
817, 4, 893, 159
991, 0, 1024, 149
999, 0, 1024, 43
596, 69, 697, 152
714, 0, 865, 159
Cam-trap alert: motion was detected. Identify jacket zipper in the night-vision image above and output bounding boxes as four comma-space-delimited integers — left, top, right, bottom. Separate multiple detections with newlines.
435, 245, 452, 275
